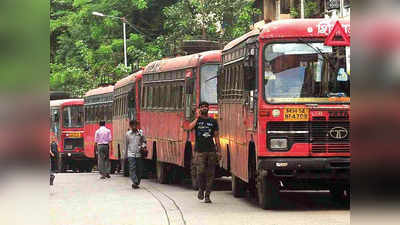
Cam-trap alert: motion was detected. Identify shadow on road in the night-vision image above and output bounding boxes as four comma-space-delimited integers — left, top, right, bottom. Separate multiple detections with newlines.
237, 190, 350, 211
147, 175, 349, 211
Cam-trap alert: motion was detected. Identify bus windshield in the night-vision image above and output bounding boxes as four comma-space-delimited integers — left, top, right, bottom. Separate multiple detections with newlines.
263, 42, 350, 103
200, 64, 218, 104
62, 106, 84, 128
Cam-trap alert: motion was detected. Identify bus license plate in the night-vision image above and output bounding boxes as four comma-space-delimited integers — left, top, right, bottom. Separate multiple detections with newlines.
284, 108, 309, 121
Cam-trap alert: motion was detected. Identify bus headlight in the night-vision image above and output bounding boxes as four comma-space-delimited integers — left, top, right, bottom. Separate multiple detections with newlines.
270, 138, 288, 150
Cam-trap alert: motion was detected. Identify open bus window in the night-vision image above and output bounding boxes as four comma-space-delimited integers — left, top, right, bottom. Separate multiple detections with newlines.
62, 106, 84, 128
51, 109, 60, 136
200, 64, 218, 104
264, 43, 350, 103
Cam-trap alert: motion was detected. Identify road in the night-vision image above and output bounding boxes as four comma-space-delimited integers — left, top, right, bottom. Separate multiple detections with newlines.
49, 172, 349, 225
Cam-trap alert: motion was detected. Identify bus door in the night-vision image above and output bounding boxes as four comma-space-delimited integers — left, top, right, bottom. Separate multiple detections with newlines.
127, 84, 136, 121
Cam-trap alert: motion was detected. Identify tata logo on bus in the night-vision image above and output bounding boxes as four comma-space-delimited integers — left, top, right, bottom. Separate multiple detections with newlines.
329, 127, 349, 139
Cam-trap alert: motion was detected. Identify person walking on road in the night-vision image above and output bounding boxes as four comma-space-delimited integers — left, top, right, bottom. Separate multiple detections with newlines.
186, 101, 221, 203
95, 120, 112, 179
49, 138, 58, 186
126, 120, 147, 189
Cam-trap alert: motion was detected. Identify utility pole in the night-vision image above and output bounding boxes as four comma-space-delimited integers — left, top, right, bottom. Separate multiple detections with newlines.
122, 17, 128, 67
300, 0, 305, 18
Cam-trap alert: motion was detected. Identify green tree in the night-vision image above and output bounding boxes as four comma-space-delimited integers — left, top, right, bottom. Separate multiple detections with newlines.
161, 0, 261, 55
50, 0, 260, 97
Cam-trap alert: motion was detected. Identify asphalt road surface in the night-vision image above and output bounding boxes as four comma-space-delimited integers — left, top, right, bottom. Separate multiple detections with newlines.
49, 172, 349, 225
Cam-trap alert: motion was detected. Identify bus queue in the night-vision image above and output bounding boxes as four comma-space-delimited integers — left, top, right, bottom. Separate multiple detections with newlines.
50, 18, 350, 209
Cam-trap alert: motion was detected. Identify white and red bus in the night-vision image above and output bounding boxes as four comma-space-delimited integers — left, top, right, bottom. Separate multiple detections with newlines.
218, 19, 351, 209
112, 70, 143, 176
140, 50, 223, 187
83, 85, 119, 173
50, 99, 86, 172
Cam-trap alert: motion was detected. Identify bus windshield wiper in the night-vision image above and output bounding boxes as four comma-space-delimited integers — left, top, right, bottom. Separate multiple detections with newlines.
297, 38, 338, 72
205, 74, 218, 82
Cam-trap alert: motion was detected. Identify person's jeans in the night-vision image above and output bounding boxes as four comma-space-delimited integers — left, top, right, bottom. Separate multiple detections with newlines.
97, 144, 111, 176
128, 157, 143, 185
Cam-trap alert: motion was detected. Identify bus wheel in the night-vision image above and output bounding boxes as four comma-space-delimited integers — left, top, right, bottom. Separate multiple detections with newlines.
110, 161, 116, 174
168, 165, 182, 184
330, 184, 350, 206
190, 160, 198, 190
156, 161, 168, 184
87, 164, 93, 173
123, 158, 129, 177
232, 175, 246, 197
257, 172, 279, 209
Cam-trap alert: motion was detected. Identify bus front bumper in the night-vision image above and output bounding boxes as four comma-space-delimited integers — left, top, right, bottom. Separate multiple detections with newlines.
258, 157, 350, 180
60, 151, 86, 160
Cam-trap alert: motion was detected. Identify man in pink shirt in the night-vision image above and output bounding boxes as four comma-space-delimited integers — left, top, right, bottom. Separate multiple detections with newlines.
95, 120, 112, 179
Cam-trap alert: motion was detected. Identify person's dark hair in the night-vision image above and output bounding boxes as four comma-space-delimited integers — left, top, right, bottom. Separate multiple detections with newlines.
129, 120, 138, 126
99, 120, 106, 126
199, 101, 209, 107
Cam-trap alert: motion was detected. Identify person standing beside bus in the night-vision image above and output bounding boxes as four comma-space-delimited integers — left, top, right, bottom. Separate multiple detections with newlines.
187, 101, 221, 203
95, 120, 112, 179
49, 138, 58, 185
126, 120, 147, 189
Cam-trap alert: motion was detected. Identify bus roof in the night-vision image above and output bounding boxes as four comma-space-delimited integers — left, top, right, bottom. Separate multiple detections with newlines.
143, 50, 221, 74
84, 85, 114, 97
50, 99, 83, 107
114, 70, 143, 89
223, 19, 350, 52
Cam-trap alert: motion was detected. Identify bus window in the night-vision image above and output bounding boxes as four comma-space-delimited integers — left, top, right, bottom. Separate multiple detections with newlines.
62, 106, 84, 128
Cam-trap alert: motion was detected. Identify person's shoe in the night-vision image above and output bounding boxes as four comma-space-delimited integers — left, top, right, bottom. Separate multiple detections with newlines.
132, 184, 139, 189
100, 176, 106, 179
204, 193, 212, 203
197, 190, 204, 200
106, 174, 111, 178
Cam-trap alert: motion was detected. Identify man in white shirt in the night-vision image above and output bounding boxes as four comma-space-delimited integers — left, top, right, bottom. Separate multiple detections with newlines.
126, 120, 146, 189
95, 120, 112, 179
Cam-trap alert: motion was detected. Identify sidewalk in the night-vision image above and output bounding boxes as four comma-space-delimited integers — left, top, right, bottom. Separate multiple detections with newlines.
50, 173, 166, 225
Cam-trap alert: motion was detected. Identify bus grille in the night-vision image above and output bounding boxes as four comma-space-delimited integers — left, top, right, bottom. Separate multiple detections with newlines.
64, 138, 84, 151
267, 121, 350, 153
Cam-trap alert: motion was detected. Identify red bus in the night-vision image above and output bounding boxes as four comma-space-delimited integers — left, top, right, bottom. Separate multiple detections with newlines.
83, 85, 119, 173
141, 50, 222, 187
50, 99, 86, 172
112, 70, 143, 176
218, 19, 350, 209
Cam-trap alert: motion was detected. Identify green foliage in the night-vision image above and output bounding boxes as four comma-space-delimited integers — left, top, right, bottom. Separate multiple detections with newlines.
290, 0, 321, 18
50, 0, 260, 97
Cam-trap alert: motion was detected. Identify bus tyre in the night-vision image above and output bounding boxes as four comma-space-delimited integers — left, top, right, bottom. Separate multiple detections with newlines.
191, 161, 198, 190
257, 172, 279, 209
170, 166, 184, 184
156, 161, 168, 184
232, 175, 246, 197
110, 161, 116, 174
123, 158, 129, 177
330, 184, 350, 206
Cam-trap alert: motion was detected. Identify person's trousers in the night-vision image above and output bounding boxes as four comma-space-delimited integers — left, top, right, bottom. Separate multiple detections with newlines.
196, 152, 217, 193
49, 159, 55, 185
128, 157, 143, 185
97, 144, 111, 176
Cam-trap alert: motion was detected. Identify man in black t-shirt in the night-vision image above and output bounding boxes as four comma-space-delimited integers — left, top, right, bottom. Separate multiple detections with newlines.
186, 101, 221, 203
